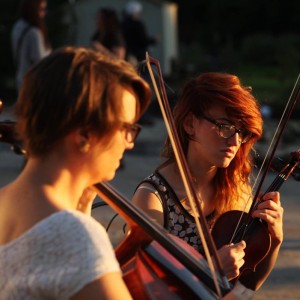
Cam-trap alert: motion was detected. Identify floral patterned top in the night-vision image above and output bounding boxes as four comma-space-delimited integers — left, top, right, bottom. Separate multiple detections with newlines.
136, 171, 215, 253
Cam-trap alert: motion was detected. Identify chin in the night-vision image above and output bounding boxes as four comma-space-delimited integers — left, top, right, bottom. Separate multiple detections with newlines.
102, 171, 117, 182
217, 159, 232, 168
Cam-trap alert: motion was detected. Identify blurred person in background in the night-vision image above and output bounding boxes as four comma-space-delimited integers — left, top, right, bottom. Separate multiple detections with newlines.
91, 7, 126, 60
11, 0, 51, 91
122, 1, 158, 65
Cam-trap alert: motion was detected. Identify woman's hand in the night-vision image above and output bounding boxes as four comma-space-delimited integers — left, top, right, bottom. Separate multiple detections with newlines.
252, 191, 283, 244
217, 240, 246, 280
77, 187, 97, 215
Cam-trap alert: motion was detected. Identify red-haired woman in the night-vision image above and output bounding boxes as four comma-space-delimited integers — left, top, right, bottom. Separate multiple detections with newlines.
11, 0, 51, 90
132, 72, 283, 293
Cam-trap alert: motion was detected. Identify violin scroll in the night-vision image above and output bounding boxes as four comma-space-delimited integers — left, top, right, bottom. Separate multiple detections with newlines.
271, 154, 300, 181
0, 120, 25, 155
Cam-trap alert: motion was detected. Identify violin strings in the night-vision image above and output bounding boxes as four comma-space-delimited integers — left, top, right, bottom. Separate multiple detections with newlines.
232, 73, 300, 242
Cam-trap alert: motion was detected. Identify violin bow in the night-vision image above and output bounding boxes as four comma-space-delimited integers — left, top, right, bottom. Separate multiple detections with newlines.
145, 53, 231, 297
237, 73, 300, 241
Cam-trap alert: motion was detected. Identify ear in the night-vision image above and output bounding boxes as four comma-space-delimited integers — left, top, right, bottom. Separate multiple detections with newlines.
183, 113, 196, 136
74, 129, 92, 153
74, 129, 89, 144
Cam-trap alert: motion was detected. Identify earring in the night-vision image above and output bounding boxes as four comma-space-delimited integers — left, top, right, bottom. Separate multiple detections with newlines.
79, 140, 90, 153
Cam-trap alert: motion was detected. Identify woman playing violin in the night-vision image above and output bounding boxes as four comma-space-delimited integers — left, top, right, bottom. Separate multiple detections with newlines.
132, 72, 283, 289
0, 47, 151, 299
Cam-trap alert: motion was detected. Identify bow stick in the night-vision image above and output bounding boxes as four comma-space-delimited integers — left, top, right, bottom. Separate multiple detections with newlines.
237, 73, 300, 241
145, 53, 231, 297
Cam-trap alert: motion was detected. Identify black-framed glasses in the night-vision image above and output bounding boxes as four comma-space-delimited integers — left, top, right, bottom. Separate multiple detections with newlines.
199, 114, 253, 144
121, 122, 142, 143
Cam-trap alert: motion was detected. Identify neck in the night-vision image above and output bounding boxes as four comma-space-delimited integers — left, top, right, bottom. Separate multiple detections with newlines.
17, 155, 87, 211
187, 159, 217, 188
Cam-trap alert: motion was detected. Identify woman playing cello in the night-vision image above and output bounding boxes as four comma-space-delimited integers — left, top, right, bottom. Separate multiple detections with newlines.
0, 46, 151, 299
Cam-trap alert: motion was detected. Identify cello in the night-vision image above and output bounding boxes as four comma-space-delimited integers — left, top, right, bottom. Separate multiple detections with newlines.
0, 94, 234, 298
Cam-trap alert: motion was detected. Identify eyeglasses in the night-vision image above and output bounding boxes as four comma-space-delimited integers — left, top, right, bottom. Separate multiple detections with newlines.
120, 122, 142, 143
199, 114, 253, 144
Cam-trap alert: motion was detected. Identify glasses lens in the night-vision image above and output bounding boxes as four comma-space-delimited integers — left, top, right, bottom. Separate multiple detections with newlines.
219, 125, 236, 139
219, 125, 252, 143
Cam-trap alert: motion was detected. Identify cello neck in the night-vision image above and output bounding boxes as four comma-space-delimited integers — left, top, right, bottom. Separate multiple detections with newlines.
93, 182, 231, 296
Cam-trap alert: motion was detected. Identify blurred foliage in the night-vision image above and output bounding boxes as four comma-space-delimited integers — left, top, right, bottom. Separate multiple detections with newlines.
170, 0, 300, 114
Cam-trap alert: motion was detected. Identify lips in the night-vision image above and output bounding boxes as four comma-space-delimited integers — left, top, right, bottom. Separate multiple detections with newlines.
221, 148, 235, 156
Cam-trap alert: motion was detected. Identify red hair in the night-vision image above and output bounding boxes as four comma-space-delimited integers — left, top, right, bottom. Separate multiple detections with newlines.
162, 72, 263, 216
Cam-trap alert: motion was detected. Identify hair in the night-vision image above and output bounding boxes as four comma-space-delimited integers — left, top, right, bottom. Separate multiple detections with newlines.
161, 72, 263, 216
19, 0, 50, 48
15, 47, 151, 156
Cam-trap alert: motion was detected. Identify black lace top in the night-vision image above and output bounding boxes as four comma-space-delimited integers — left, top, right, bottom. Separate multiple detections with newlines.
136, 171, 215, 252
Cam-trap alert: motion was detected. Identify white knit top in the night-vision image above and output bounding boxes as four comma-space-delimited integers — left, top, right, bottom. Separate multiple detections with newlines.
0, 210, 120, 299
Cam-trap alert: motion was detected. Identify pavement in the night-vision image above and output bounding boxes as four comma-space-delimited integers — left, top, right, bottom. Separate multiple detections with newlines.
1, 106, 299, 299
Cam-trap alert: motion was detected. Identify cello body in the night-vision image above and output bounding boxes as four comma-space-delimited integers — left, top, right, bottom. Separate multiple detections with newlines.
94, 182, 231, 299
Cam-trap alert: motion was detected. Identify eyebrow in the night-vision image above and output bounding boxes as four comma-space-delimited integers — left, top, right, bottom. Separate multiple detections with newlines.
214, 117, 244, 128
213, 117, 233, 123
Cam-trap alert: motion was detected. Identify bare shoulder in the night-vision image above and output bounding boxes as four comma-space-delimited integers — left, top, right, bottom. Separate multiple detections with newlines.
132, 182, 163, 210
132, 182, 164, 225
71, 271, 132, 300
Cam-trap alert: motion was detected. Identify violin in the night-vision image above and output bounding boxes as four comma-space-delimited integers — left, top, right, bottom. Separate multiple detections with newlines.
0, 100, 24, 155
211, 150, 300, 290
209, 74, 300, 290
0, 120, 25, 155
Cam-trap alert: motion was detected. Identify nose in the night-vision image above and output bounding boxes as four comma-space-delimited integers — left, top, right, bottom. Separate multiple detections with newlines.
125, 140, 135, 150
227, 133, 240, 146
